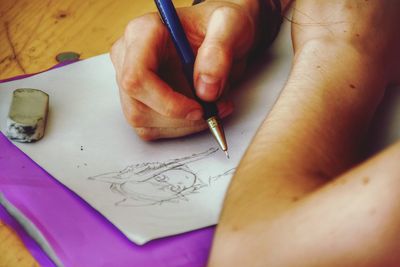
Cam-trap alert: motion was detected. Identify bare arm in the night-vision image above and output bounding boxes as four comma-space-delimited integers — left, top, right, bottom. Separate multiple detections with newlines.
209, 1, 400, 266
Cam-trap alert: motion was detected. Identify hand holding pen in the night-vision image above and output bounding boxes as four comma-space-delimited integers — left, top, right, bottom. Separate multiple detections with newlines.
110, 1, 258, 141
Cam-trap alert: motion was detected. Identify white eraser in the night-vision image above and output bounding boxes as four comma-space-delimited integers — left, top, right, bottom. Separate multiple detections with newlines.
6, 88, 49, 143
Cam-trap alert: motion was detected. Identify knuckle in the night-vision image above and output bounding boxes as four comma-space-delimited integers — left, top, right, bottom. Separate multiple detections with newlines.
110, 39, 121, 56
120, 73, 142, 95
125, 13, 160, 37
143, 13, 163, 29
136, 128, 158, 141
110, 42, 118, 62
110, 39, 123, 66
133, 100, 149, 113
121, 102, 143, 128
211, 4, 251, 32
209, 5, 254, 52
163, 103, 175, 118
163, 94, 181, 118
125, 18, 143, 36
128, 113, 146, 128
124, 103, 149, 128
214, 5, 244, 19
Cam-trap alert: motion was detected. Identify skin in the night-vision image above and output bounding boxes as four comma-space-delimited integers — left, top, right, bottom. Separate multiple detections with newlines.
208, 0, 400, 266
111, 0, 291, 139
111, 0, 400, 266
111, 0, 255, 139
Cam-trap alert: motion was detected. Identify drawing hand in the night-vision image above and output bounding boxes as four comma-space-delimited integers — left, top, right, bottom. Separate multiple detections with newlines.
110, 1, 260, 140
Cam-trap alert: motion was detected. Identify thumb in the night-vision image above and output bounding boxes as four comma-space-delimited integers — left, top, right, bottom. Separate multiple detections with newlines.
194, 6, 254, 102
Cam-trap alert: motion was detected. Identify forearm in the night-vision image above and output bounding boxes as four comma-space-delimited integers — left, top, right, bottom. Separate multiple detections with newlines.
213, 0, 393, 235
208, 1, 400, 266
253, 140, 400, 267
255, 41, 386, 177
233, 0, 396, 192
226, 39, 386, 221
210, 139, 400, 267
208, 40, 387, 266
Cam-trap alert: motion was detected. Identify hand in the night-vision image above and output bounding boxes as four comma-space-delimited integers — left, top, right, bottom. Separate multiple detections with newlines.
110, 1, 259, 140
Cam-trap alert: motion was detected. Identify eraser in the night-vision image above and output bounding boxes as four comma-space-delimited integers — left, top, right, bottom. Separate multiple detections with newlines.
6, 88, 49, 143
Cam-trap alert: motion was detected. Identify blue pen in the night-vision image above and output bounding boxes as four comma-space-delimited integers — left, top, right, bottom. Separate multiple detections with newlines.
154, 0, 229, 158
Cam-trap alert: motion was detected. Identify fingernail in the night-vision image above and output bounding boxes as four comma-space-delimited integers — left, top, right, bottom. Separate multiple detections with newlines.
186, 109, 203, 120
197, 74, 222, 100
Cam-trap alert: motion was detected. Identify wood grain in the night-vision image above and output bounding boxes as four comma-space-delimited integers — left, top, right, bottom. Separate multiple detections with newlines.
0, 0, 190, 265
0, 220, 39, 267
0, 0, 191, 80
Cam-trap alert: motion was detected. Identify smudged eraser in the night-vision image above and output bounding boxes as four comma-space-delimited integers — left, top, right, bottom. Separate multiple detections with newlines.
6, 88, 49, 143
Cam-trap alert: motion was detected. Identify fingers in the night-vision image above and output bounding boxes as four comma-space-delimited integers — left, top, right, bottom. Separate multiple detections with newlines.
119, 15, 205, 119
133, 101, 234, 141
120, 66, 203, 119
194, 5, 254, 102
133, 103, 234, 141
110, 10, 239, 141
135, 125, 208, 141
110, 38, 125, 73
110, 14, 205, 140
119, 91, 202, 128
120, 91, 234, 140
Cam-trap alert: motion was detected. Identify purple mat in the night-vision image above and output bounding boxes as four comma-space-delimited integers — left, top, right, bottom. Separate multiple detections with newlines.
0, 63, 214, 266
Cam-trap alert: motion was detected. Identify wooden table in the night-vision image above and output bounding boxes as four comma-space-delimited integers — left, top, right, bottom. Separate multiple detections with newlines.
0, 0, 190, 265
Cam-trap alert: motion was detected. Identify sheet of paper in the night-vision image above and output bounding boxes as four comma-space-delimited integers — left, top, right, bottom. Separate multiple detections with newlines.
0, 21, 293, 245
0, 133, 216, 267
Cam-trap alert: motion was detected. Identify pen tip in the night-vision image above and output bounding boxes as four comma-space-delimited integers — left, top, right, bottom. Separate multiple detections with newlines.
224, 150, 230, 159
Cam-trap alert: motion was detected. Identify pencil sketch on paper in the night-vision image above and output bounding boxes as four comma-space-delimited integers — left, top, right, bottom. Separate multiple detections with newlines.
208, 168, 235, 185
88, 148, 235, 207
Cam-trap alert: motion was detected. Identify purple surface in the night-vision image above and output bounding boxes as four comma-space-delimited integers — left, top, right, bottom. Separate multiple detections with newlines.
0, 132, 214, 267
0, 204, 55, 266
0, 62, 215, 266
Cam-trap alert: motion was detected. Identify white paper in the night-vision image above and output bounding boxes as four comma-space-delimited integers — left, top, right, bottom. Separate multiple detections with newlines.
0, 21, 293, 245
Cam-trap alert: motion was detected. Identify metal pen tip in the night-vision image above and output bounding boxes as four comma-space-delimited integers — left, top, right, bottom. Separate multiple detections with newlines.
224, 150, 230, 159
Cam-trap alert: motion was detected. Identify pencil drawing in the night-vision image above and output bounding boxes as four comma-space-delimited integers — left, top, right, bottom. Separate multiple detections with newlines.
208, 168, 236, 185
88, 148, 233, 206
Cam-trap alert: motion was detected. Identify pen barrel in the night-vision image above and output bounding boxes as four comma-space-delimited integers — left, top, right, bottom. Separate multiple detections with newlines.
154, 0, 194, 64
155, 0, 219, 120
